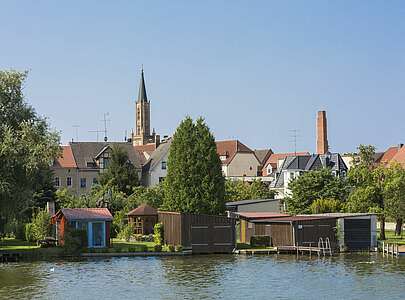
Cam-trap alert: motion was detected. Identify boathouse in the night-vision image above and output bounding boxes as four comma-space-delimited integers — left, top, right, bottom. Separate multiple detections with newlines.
127, 204, 158, 235
244, 213, 377, 251
52, 208, 113, 248
158, 211, 236, 253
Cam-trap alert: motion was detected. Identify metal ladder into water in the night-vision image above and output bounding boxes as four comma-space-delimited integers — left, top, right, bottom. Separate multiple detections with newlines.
318, 237, 332, 256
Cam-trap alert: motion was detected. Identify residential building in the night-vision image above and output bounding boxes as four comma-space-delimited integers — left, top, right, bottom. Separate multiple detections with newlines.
216, 140, 261, 179
141, 138, 171, 187
254, 149, 273, 176
52, 142, 143, 195
376, 144, 405, 166
262, 152, 310, 178
52, 146, 79, 193
270, 153, 348, 198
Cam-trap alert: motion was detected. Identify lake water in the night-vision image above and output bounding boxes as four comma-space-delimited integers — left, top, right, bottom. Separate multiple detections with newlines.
0, 254, 404, 299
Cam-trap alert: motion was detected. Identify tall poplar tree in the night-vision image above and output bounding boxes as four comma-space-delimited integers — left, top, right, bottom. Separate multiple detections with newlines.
163, 117, 225, 215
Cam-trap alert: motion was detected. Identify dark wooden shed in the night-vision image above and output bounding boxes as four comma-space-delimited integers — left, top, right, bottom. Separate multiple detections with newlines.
158, 211, 236, 253
252, 216, 338, 249
127, 204, 158, 235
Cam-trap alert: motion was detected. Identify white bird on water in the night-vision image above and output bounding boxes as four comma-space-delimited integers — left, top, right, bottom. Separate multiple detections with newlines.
50, 267, 55, 272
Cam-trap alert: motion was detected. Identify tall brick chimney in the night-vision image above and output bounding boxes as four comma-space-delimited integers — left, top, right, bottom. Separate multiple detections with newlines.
316, 111, 329, 154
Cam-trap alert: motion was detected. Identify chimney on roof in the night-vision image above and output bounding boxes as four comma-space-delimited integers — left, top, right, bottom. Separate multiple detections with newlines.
399, 143, 404, 149
316, 111, 329, 155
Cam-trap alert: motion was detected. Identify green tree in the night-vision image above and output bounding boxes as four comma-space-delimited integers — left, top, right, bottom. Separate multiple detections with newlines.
163, 117, 225, 215
0, 70, 60, 222
99, 145, 140, 196
286, 168, 348, 214
126, 185, 165, 211
346, 145, 386, 239
225, 179, 275, 202
383, 163, 405, 235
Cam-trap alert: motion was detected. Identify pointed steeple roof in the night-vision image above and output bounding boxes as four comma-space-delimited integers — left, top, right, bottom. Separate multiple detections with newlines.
137, 68, 148, 102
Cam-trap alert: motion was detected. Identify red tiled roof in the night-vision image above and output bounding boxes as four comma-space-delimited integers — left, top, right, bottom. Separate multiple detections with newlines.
262, 152, 309, 176
134, 143, 156, 154
391, 146, 405, 168
216, 140, 254, 165
127, 204, 157, 216
237, 212, 290, 220
55, 146, 77, 168
378, 146, 401, 164
57, 208, 113, 221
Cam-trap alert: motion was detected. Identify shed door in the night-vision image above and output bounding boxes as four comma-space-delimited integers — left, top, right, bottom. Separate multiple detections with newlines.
344, 219, 371, 250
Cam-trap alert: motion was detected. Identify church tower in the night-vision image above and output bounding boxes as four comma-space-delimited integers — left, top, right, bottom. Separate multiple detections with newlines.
132, 69, 156, 146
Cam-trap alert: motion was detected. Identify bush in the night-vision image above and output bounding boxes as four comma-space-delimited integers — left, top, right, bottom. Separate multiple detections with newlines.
154, 244, 162, 252
163, 244, 175, 252
31, 210, 51, 241
24, 223, 35, 242
250, 235, 271, 247
117, 223, 135, 242
153, 223, 164, 245
4, 219, 25, 239
310, 198, 342, 214
63, 228, 87, 253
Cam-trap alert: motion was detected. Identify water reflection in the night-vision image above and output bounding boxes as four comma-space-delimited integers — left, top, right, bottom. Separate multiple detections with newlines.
0, 254, 404, 300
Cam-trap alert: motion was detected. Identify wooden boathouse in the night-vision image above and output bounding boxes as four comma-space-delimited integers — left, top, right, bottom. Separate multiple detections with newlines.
158, 211, 236, 254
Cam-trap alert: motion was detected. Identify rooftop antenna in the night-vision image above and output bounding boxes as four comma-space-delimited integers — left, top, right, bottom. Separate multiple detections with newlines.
72, 125, 80, 142
88, 129, 104, 142
289, 129, 299, 156
101, 112, 111, 142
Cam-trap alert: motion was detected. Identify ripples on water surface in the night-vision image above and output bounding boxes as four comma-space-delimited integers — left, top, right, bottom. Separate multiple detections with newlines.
0, 254, 404, 299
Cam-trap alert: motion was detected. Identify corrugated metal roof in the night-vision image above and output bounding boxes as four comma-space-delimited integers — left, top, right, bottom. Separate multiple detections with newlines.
236, 212, 289, 220
58, 208, 113, 221
252, 215, 336, 223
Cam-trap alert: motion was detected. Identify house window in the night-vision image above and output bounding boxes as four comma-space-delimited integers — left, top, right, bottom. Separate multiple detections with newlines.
341, 171, 346, 177
54, 177, 60, 187
93, 178, 98, 185
267, 165, 273, 175
69, 221, 77, 228
161, 161, 167, 170
290, 172, 295, 180
80, 178, 87, 188
66, 177, 72, 187
248, 222, 253, 229
220, 155, 227, 161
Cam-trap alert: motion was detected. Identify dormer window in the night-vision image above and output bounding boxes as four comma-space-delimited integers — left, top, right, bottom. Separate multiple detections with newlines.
220, 155, 227, 161
267, 165, 273, 175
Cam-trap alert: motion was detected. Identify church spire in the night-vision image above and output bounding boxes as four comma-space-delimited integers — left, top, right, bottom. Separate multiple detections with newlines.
137, 67, 148, 103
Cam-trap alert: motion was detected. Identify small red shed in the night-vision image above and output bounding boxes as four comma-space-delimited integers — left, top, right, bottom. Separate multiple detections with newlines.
52, 208, 113, 248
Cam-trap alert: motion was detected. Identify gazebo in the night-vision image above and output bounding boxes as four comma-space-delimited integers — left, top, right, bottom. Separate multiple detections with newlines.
127, 204, 158, 235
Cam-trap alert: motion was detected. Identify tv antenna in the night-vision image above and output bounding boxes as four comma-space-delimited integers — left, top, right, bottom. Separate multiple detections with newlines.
289, 129, 300, 155
72, 125, 80, 142
101, 112, 111, 142
88, 129, 104, 142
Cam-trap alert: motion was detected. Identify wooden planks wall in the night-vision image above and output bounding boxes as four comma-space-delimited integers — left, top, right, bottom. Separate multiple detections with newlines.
158, 212, 236, 253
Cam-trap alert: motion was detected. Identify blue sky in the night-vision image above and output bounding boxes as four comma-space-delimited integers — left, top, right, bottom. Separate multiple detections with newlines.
1, 1, 404, 153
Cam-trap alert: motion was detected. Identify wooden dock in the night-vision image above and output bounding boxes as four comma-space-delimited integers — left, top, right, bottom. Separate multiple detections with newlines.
382, 242, 405, 257
235, 248, 277, 255
235, 245, 332, 256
